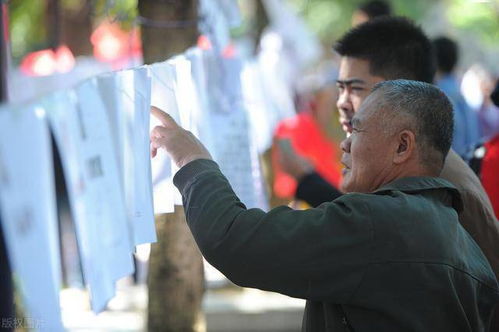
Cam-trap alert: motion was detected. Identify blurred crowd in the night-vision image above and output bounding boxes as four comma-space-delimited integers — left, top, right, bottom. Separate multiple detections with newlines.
269, 0, 499, 218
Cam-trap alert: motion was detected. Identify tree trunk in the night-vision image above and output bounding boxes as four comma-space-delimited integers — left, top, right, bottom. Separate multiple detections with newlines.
60, 1, 92, 56
138, 1, 204, 331
147, 207, 205, 332
139, 0, 198, 63
45, 0, 93, 56
45, 0, 61, 49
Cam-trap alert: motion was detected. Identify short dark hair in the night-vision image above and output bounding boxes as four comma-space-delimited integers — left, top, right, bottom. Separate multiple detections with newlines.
358, 0, 392, 19
371, 80, 454, 171
432, 36, 458, 74
334, 17, 435, 83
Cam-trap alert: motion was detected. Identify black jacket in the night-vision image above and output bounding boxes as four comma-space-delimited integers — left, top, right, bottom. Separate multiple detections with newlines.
175, 159, 499, 331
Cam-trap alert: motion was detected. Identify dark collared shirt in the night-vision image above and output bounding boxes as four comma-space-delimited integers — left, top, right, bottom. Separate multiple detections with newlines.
174, 159, 499, 331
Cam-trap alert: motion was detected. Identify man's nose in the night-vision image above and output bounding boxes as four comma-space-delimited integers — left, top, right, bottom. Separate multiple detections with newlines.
337, 88, 351, 111
340, 136, 351, 153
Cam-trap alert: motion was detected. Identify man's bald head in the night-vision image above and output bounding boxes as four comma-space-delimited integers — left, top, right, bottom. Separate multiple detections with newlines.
367, 80, 454, 174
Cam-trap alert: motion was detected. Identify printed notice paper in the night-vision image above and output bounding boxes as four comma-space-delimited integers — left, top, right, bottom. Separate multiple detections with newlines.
46, 81, 133, 312
0, 104, 64, 331
97, 69, 157, 244
187, 48, 268, 210
148, 61, 179, 213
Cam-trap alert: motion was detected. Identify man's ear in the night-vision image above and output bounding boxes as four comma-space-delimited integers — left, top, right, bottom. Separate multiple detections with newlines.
393, 130, 416, 164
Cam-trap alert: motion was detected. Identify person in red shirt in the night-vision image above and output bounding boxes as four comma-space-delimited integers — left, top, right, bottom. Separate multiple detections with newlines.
481, 135, 499, 218
271, 75, 343, 203
470, 80, 499, 219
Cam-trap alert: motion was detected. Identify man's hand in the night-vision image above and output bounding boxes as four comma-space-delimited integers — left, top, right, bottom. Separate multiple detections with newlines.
150, 106, 212, 168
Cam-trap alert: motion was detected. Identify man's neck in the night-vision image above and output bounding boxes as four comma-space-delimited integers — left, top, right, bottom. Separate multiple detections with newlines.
376, 163, 437, 191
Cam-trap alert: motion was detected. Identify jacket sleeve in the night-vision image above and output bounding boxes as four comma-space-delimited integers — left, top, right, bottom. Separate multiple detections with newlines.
295, 171, 343, 207
174, 159, 373, 303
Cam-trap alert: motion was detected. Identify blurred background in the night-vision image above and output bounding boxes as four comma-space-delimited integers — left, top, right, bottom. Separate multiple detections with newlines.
7, 0, 499, 75
2, 0, 498, 331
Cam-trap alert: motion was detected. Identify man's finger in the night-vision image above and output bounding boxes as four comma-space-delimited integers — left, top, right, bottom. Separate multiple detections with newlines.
150, 137, 164, 158
151, 106, 178, 128
151, 125, 170, 139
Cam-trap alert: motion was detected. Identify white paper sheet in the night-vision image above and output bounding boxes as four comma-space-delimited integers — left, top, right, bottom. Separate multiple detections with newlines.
148, 62, 179, 213
0, 104, 64, 331
173, 55, 212, 205
241, 60, 277, 153
218, 0, 242, 28
258, 31, 297, 123
149, 56, 213, 207
46, 80, 134, 312
95, 74, 124, 176
262, 0, 321, 68
172, 55, 205, 138
199, 0, 231, 51
96, 70, 157, 244
186, 48, 268, 210
119, 68, 156, 244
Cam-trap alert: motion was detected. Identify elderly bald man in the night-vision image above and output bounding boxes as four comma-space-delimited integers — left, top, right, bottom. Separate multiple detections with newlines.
150, 80, 499, 332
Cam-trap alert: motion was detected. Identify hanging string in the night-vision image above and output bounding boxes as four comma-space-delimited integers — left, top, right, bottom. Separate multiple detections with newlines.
136, 15, 201, 29
89, 0, 202, 29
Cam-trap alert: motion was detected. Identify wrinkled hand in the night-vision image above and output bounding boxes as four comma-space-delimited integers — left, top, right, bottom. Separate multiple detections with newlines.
150, 106, 212, 168
275, 138, 314, 180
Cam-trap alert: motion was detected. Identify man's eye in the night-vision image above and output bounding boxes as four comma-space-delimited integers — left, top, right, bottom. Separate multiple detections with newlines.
351, 126, 363, 133
351, 86, 364, 92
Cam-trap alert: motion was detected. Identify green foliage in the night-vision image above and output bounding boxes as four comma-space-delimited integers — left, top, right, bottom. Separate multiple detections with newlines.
7, 0, 499, 61
287, 0, 357, 43
447, 0, 499, 46
9, 0, 46, 60
286, 0, 437, 44
91, 0, 137, 28
8, 0, 138, 61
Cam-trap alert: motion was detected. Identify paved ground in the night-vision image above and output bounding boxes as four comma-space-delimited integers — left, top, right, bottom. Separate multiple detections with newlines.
61, 281, 305, 332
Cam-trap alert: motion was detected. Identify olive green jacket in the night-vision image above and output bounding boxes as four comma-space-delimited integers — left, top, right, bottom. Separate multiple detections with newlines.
174, 159, 499, 331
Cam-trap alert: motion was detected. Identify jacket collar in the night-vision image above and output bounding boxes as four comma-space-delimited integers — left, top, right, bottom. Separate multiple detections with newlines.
373, 177, 463, 213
